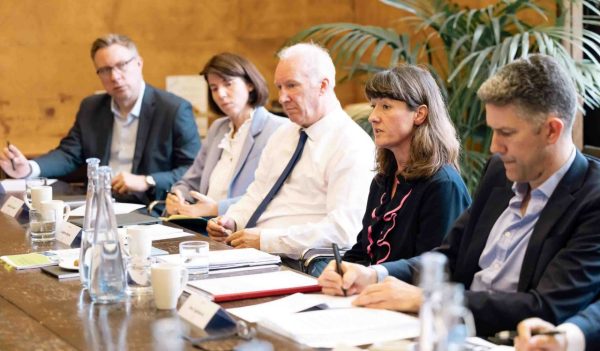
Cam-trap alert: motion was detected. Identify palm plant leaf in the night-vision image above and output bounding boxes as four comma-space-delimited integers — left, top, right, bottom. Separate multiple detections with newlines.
288, 0, 600, 192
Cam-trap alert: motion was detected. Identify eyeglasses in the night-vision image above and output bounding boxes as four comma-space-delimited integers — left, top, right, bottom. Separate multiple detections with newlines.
96, 56, 137, 78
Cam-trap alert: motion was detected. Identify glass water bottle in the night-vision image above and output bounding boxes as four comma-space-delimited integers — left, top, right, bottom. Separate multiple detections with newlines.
79, 157, 100, 288
89, 166, 126, 303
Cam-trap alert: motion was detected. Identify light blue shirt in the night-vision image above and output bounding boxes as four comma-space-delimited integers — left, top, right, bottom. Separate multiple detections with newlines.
108, 82, 145, 174
470, 147, 576, 292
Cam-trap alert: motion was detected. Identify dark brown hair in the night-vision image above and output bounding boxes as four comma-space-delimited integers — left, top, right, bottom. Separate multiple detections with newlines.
365, 64, 461, 180
200, 53, 269, 116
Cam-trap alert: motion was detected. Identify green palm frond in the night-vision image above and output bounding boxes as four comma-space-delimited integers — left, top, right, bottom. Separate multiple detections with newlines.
288, 0, 600, 193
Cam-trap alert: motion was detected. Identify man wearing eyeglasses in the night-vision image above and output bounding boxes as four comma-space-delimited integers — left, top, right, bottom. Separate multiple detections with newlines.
0, 34, 201, 204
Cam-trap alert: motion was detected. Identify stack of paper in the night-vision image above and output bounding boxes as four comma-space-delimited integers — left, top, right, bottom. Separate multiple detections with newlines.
117, 224, 194, 242
228, 292, 354, 323
257, 307, 419, 348
187, 270, 321, 302
159, 248, 281, 270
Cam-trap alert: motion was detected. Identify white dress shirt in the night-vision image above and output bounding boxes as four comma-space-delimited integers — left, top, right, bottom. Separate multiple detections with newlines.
558, 322, 586, 351
225, 106, 376, 258
206, 116, 252, 202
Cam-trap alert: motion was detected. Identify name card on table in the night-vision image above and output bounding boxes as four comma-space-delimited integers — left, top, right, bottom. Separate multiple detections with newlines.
179, 293, 237, 332
56, 222, 82, 246
1, 196, 24, 217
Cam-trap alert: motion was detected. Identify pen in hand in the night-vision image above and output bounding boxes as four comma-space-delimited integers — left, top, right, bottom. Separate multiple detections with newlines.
332, 243, 347, 296
6, 141, 16, 171
531, 330, 565, 337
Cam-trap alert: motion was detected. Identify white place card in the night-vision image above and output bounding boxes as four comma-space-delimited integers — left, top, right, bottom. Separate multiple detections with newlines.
178, 293, 236, 332
56, 222, 82, 246
1, 196, 24, 217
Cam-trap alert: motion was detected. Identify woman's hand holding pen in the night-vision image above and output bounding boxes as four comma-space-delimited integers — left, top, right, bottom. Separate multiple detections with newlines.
207, 216, 235, 243
0, 142, 31, 179
318, 260, 377, 297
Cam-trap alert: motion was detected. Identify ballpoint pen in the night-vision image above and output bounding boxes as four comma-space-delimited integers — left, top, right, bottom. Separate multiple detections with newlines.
532, 330, 566, 337
332, 243, 347, 296
6, 141, 16, 171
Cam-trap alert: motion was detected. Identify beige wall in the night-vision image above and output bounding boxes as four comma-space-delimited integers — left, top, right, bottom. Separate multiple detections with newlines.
1, 0, 570, 156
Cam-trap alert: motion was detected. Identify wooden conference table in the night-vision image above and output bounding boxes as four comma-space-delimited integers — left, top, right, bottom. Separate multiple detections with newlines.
0, 183, 314, 350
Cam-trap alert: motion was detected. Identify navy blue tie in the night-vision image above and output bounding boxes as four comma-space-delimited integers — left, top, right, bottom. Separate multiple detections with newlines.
245, 130, 308, 228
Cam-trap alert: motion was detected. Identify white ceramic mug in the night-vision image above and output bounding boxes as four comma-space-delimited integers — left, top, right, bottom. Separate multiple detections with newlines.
127, 226, 153, 258
39, 200, 70, 231
25, 185, 52, 211
151, 263, 188, 310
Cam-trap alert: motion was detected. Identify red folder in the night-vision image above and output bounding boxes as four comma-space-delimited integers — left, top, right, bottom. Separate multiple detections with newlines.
211, 284, 322, 302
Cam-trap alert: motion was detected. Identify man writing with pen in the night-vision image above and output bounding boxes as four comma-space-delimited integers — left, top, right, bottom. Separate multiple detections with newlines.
318, 54, 600, 337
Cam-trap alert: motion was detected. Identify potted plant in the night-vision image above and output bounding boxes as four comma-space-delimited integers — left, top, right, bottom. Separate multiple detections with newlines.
288, 0, 600, 191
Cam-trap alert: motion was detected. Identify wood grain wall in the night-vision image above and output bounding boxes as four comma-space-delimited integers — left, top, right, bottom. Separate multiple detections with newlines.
1, 0, 570, 156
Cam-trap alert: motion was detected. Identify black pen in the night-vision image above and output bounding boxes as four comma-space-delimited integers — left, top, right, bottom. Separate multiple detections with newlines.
332, 243, 347, 296
532, 330, 565, 337
6, 141, 15, 171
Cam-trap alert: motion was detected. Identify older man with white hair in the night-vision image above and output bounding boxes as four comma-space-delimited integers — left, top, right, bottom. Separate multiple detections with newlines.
207, 43, 375, 267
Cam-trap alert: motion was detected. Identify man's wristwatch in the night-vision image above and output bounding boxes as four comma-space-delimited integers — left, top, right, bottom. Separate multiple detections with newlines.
145, 175, 156, 188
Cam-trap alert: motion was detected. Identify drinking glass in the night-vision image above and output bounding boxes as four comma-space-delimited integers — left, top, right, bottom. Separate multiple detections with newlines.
179, 241, 209, 278
29, 208, 56, 242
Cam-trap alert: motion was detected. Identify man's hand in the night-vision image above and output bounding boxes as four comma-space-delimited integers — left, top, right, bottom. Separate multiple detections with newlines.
165, 189, 185, 215
515, 318, 567, 351
207, 216, 235, 242
175, 191, 218, 217
353, 277, 423, 313
226, 228, 261, 249
0, 144, 31, 178
318, 260, 377, 296
111, 172, 149, 194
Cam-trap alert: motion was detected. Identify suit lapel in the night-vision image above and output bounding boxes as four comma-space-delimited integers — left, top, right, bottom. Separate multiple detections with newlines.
132, 85, 155, 173
229, 108, 267, 192
518, 152, 587, 290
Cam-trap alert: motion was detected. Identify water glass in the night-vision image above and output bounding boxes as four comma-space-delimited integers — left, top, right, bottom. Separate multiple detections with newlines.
179, 241, 209, 277
126, 256, 154, 296
29, 209, 56, 242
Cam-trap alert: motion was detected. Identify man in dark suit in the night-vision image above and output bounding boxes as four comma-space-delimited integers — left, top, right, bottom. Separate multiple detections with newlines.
0, 34, 200, 203
319, 54, 600, 336
516, 299, 600, 351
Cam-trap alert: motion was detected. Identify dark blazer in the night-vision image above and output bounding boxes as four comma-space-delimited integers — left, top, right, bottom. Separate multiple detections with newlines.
343, 164, 471, 265
34, 84, 201, 203
567, 299, 600, 351
383, 152, 600, 336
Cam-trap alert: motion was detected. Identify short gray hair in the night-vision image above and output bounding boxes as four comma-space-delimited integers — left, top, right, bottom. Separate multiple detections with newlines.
477, 54, 577, 128
277, 43, 336, 89
90, 34, 139, 59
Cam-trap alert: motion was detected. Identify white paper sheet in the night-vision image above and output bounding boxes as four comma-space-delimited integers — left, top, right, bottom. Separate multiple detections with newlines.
1, 178, 57, 192
159, 248, 280, 270
228, 292, 354, 323
70, 202, 145, 217
258, 307, 419, 348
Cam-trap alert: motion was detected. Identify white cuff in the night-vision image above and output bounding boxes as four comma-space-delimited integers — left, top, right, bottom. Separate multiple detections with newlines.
371, 264, 389, 283
27, 161, 41, 178
558, 322, 585, 351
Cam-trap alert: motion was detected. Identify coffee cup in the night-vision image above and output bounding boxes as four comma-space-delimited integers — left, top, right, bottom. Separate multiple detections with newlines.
24, 185, 52, 211
151, 263, 188, 310
127, 226, 153, 258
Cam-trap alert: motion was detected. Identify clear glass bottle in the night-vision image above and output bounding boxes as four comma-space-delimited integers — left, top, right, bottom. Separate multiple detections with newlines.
79, 157, 100, 288
417, 252, 448, 351
436, 283, 475, 351
89, 166, 126, 303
